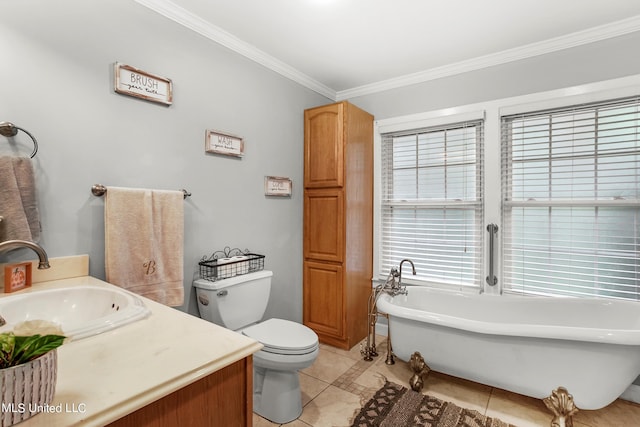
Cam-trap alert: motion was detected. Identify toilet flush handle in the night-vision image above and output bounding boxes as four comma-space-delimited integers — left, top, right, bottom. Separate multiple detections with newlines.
217, 290, 228, 297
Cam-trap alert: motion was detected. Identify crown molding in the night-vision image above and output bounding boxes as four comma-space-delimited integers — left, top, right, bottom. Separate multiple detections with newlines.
135, 0, 640, 102
337, 14, 640, 100
134, 0, 336, 100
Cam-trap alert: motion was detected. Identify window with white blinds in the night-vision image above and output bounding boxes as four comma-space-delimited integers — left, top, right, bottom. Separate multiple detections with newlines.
501, 97, 640, 299
380, 121, 484, 288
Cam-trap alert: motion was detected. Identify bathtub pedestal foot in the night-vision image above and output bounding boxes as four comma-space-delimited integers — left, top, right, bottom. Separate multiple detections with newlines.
408, 351, 431, 392
543, 387, 578, 427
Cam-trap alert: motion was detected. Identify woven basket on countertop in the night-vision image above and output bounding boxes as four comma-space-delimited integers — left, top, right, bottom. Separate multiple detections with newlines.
0, 349, 57, 427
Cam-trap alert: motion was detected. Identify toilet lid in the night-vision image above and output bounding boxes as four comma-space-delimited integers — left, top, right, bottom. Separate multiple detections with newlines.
242, 318, 318, 355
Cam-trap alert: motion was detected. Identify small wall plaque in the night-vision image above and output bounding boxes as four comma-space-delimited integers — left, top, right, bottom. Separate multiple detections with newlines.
265, 176, 292, 197
205, 130, 244, 158
114, 62, 173, 106
4, 262, 31, 293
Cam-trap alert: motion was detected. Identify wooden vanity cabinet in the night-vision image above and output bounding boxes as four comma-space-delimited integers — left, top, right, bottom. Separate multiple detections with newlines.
107, 357, 252, 427
303, 101, 373, 350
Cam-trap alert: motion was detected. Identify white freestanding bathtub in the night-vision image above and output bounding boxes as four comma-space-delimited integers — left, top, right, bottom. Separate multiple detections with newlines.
376, 286, 640, 410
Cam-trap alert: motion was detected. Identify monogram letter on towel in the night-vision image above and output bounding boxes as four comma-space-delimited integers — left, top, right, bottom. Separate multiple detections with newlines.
104, 187, 184, 307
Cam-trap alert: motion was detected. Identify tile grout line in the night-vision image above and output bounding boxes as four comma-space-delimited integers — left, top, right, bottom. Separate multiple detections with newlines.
484, 387, 495, 416
330, 357, 379, 399
268, 341, 389, 426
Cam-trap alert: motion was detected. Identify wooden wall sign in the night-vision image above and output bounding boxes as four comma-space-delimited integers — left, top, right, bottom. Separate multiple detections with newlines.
205, 130, 244, 158
265, 176, 292, 197
114, 62, 173, 106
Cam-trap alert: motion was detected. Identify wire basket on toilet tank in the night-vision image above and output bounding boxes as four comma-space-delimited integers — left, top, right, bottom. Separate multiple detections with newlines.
198, 247, 265, 281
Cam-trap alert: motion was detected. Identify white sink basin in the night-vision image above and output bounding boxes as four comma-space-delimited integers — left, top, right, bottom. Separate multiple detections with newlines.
0, 285, 150, 340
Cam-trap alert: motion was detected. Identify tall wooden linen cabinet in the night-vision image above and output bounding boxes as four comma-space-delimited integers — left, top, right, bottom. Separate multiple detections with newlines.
303, 101, 374, 350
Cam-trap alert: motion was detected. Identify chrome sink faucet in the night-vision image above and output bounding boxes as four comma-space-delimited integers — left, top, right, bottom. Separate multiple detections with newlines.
0, 239, 51, 269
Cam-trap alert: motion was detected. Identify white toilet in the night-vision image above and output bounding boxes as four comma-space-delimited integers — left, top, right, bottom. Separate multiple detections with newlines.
193, 270, 319, 424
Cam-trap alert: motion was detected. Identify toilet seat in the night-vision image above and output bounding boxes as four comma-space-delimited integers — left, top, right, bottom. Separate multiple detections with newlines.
242, 318, 318, 355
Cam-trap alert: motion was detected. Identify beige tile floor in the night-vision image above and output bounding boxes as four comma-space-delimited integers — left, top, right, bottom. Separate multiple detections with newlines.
253, 337, 640, 427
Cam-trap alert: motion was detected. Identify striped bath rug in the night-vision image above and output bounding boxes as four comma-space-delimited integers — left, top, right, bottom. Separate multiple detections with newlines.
350, 381, 516, 427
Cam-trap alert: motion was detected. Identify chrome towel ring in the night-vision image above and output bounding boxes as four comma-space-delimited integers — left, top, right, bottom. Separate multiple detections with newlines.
0, 121, 38, 158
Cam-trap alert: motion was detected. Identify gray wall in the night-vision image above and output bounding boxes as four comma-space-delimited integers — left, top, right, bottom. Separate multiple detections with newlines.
0, 0, 330, 321
2, 0, 640, 348
352, 31, 640, 120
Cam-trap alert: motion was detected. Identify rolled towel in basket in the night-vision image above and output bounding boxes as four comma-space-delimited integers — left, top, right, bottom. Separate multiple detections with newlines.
231, 256, 249, 275
215, 257, 237, 278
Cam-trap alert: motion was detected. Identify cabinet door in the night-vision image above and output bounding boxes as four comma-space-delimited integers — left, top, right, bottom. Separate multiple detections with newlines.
304, 102, 344, 188
108, 357, 252, 427
304, 189, 344, 263
303, 261, 343, 338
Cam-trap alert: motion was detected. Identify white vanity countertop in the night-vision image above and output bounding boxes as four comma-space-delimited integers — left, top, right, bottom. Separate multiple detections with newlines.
6, 275, 262, 427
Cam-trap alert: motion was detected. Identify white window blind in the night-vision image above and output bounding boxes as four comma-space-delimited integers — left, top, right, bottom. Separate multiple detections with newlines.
380, 120, 484, 287
502, 97, 640, 299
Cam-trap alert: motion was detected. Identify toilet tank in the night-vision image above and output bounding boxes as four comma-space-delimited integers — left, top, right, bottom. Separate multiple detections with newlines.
193, 270, 272, 331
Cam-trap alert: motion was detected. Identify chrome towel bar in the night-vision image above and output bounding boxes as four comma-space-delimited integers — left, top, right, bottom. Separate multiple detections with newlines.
91, 184, 191, 199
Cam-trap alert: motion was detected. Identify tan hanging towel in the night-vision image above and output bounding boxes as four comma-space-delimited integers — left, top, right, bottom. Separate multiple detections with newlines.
0, 156, 41, 241
104, 186, 184, 307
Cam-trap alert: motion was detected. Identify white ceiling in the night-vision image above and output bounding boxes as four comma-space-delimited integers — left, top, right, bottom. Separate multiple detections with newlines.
135, 0, 640, 100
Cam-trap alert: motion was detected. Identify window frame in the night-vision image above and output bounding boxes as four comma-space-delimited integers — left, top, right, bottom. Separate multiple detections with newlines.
500, 97, 640, 299
373, 74, 640, 296
379, 119, 485, 290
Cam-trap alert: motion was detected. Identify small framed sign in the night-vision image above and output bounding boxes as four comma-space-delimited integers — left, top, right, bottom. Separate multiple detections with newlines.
205, 130, 245, 158
4, 262, 32, 293
265, 176, 292, 197
114, 62, 173, 106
